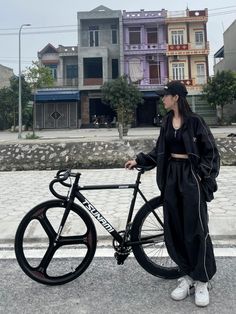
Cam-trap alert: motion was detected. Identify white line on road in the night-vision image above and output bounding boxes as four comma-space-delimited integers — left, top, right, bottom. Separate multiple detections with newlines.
1, 247, 236, 259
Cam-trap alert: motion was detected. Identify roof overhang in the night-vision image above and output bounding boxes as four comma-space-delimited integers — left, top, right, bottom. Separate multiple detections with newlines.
35, 89, 80, 101
214, 46, 224, 58
141, 91, 160, 98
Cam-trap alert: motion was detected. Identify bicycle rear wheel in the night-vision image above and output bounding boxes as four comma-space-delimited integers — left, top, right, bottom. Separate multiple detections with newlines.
131, 197, 183, 279
15, 200, 97, 285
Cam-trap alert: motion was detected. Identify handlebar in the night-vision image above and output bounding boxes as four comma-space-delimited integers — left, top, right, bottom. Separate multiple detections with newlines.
49, 169, 81, 199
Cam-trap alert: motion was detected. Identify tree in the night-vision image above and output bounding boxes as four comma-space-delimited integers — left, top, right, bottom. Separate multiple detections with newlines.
24, 61, 54, 89
101, 75, 143, 139
0, 76, 31, 130
202, 70, 236, 124
24, 61, 54, 134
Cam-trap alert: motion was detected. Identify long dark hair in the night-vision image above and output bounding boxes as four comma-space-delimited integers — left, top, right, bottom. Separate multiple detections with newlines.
177, 95, 193, 118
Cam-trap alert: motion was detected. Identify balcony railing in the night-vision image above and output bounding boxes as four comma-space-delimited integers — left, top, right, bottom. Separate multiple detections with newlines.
83, 78, 103, 86
51, 78, 78, 88
136, 76, 207, 90
167, 42, 209, 54
123, 10, 166, 19
124, 42, 166, 51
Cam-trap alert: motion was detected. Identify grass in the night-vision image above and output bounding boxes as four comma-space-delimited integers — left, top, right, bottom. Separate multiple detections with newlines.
25, 132, 40, 139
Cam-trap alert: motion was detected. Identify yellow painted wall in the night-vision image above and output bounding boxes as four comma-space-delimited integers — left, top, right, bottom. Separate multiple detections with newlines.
189, 22, 205, 44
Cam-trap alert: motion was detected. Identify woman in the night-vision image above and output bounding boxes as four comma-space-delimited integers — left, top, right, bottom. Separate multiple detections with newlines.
125, 81, 220, 307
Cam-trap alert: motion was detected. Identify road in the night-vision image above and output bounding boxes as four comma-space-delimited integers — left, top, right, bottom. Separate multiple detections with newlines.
1, 254, 236, 314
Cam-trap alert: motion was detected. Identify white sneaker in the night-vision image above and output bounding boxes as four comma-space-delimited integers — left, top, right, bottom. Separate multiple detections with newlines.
195, 281, 209, 307
171, 276, 194, 301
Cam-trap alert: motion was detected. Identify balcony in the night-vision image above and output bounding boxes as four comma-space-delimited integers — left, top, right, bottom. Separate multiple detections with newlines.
83, 78, 103, 86
166, 42, 209, 55
137, 77, 168, 90
50, 78, 78, 88
124, 42, 166, 54
64, 78, 78, 87
123, 9, 166, 22
166, 9, 208, 22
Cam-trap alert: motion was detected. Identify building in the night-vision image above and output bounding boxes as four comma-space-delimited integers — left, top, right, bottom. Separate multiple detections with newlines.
122, 9, 167, 125
214, 19, 236, 72
35, 6, 216, 129
166, 9, 209, 89
214, 20, 236, 122
0, 64, 14, 89
77, 5, 123, 127
36, 43, 80, 128
165, 9, 216, 123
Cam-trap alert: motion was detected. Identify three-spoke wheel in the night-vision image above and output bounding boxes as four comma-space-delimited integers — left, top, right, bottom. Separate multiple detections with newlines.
15, 200, 97, 285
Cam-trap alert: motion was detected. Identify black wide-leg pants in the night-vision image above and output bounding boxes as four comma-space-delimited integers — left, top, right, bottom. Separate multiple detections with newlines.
163, 158, 216, 282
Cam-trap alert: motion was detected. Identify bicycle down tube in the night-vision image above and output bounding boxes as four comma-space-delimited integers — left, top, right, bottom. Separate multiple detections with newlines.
73, 171, 146, 245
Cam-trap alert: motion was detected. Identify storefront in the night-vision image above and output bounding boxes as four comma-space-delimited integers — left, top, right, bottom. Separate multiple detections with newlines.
35, 89, 80, 129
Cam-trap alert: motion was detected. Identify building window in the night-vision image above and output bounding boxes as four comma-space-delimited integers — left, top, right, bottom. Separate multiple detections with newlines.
111, 24, 118, 44
47, 64, 57, 79
84, 58, 102, 78
196, 63, 206, 84
89, 26, 99, 47
195, 31, 204, 45
112, 59, 119, 79
172, 63, 185, 80
129, 27, 141, 45
171, 30, 184, 45
147, 28, 158, 44
66, 65, 78, 79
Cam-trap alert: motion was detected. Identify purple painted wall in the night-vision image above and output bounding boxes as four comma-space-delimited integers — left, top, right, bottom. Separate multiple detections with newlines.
122, 9, 168, 89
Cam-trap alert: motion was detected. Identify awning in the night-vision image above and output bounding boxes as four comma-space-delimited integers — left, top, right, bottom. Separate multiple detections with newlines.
35, 90, 80, 101
142, 91, 160, 98
214, 46, 224, 58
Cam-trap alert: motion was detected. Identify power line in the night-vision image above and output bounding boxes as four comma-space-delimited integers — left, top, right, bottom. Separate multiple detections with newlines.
0, 6, 235, 36
208, 5, 236, 11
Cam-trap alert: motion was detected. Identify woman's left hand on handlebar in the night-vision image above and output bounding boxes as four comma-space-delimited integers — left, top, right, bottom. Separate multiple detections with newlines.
124, 160, 137, 170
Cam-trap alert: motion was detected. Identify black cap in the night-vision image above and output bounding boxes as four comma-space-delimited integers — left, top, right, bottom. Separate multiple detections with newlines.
163, 81, 188, 97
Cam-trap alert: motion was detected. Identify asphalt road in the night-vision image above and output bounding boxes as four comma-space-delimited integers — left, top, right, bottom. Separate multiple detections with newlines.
1, 257, 235, 314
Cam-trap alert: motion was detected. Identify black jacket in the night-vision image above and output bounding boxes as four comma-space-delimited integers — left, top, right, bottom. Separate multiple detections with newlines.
136, 111, 220, 202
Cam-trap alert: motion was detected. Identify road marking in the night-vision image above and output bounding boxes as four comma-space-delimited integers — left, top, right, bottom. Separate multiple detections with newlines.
1, 247, 236, 259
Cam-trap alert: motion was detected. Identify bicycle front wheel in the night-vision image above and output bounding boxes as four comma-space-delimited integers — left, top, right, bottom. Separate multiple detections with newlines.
15, 200, 97, 285
131, 197, 183, 279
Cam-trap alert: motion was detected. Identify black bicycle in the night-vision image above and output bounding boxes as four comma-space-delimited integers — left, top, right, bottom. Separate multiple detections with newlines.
15, 168, 182, 285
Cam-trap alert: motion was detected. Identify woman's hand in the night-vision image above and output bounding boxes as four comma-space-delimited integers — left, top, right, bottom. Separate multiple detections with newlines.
124, 160, 137, 170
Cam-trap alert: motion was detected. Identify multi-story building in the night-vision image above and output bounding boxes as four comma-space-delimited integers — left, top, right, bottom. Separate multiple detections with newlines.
122, 9, 167, 125
214, 20, 236, 122
77, 5, 123, 126
166, 9, 209, 91
36, 43, 80, 128
214, 19, 236, 72
35, 6, 216, 129
165, 8, 216, 123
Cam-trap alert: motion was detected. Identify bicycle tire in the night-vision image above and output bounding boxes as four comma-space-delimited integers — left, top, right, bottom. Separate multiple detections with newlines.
15, 199, 97, 285
131, 196, 183, 279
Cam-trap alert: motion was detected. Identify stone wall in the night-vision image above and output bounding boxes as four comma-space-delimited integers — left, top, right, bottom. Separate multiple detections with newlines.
0, 137, 235, 171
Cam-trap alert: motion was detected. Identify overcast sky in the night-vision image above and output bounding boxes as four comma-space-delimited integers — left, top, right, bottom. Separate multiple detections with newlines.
0, 0, 236, 75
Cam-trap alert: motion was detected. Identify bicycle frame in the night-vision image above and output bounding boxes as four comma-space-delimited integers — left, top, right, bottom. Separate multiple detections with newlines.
60, 170, 152, 246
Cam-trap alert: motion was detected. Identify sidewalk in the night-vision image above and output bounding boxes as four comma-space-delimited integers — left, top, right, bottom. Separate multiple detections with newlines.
1, 125, 236, 143
0, 167, 235, 245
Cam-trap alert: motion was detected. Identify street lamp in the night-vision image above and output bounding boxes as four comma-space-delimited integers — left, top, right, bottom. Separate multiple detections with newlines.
18, 23, 31, 139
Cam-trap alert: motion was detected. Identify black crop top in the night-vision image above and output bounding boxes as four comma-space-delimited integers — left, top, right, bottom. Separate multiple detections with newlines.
165, 122, 187, 154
